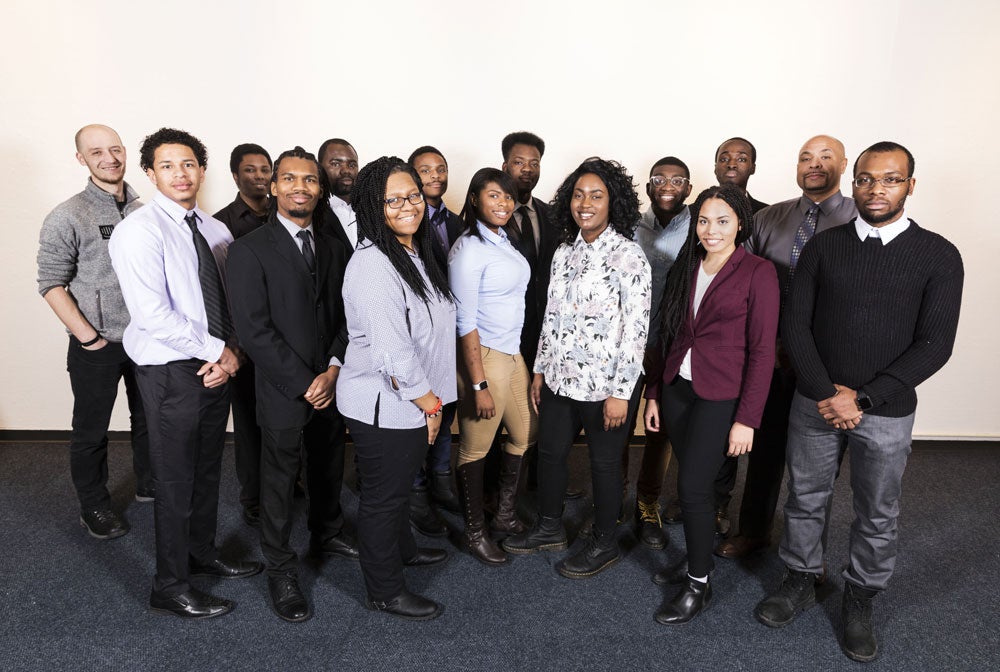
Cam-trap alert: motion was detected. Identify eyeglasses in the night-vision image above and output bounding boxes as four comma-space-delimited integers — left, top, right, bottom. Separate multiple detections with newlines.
649, 175, 690, 188
384, 193, 425, 209
853, 175, 911, 189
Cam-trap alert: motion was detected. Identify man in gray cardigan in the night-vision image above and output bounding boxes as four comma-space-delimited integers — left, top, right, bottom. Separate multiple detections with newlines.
36, 124, 152, 540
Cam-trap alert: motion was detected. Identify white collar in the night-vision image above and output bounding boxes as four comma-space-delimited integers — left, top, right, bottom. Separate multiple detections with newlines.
277, 212, 313, 239
854, 210, 910, 245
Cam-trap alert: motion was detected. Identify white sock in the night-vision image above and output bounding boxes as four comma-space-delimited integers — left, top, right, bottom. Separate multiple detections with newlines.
688, 574, 708, 583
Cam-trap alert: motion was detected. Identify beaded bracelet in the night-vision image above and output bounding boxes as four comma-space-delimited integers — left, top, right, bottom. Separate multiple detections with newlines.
424, 396, 443, 418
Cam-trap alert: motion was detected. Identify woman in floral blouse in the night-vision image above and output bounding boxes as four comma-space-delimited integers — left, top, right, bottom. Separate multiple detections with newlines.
503, 159, 651, 579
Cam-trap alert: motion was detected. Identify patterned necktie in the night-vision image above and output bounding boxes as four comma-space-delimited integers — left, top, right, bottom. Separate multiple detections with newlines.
786, 203, 819, 296
297, 229, 316, 273
512, 205, 537, 262
433, 207, 450, 254
185, 212, 232, 341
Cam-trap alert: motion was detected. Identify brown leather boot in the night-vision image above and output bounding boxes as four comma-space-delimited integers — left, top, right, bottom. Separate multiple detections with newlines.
458, 459, 507, 565
491, 452, 526, 537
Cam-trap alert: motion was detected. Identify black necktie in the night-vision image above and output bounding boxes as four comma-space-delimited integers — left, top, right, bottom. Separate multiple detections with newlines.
185, 212, 232, 341
297, 229, 316, 273
513, 205, 537, 261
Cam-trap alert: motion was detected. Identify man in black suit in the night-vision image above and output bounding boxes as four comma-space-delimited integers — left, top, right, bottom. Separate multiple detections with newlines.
227, 146, 359, 623
500, 131, 569, 496
402, 146, 463, 536
316, 138, 359, 255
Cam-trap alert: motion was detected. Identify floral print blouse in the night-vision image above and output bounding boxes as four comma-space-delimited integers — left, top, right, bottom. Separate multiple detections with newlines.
534, 226, 651, 402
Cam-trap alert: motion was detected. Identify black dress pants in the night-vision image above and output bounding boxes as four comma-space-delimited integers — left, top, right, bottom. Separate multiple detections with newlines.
66, 338, 151, 508
537, 383, 639, 535
229, 358, 262, 509
347, 417, 426, 602
661, 377, 737, 578
135, 360, 229, 596
260, 406, 346, 576
736, 366, 796, 538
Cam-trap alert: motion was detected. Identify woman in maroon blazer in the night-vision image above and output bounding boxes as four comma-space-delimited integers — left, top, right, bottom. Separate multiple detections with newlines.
644, 184, 779, 624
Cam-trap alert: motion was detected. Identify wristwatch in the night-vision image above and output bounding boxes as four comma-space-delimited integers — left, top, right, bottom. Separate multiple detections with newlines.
472, 380, 489, 391
855, 389, 873, 411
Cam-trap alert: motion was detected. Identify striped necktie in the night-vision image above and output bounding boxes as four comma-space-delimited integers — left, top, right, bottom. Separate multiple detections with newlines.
185, 212, 232, 341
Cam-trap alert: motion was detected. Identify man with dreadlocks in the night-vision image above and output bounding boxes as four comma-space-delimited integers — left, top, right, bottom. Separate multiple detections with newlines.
227, 146, 357, 623
336, 156, 456, 621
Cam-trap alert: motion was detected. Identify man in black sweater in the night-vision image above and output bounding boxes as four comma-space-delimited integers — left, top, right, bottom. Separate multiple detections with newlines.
754, 142, 964, 663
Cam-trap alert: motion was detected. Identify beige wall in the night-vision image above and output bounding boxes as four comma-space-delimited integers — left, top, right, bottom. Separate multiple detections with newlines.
2, 0, 997, 438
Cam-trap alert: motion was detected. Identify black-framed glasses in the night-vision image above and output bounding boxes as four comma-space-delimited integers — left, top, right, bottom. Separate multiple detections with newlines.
853, 175, 911, 189
384, 193, 425, 209
649, 175, 690, 188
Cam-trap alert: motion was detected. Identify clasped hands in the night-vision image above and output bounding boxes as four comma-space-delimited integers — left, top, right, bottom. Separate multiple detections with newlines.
198, 345, 242, 388
817, 383, 863, 430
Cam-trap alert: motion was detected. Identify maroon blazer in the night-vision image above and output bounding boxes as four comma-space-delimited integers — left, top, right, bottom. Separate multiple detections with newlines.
647, 246, 779, 428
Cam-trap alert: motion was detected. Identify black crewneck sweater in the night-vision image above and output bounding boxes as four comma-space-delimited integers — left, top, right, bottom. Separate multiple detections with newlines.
782, 220, 964, 417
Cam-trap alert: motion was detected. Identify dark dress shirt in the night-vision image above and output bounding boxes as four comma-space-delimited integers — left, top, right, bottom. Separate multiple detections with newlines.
214, 194, 269, 239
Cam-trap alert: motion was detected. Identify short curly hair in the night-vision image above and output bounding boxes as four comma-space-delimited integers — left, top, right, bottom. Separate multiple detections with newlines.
139, 127, 208, 172
549, 158, 641, 245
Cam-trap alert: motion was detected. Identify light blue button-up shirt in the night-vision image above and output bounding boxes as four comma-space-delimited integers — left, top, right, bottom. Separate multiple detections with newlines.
448, 222, 531, 355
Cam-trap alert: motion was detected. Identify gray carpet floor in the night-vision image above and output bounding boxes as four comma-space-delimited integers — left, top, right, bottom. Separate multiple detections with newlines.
0, 438, 997, 672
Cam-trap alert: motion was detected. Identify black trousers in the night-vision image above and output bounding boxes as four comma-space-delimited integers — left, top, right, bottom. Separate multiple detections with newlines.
661, 377, 737, 578
66, 337, 151, 508
135, 360, 229, 596
735, 366, 796, 538
260, 407, 346, 576
347, 417, 426, 601
229, 358, 262, 509
537, 383, 639, 535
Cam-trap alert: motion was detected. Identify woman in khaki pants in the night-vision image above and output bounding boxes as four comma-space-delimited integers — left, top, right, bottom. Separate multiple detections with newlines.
449, 168, 536, 565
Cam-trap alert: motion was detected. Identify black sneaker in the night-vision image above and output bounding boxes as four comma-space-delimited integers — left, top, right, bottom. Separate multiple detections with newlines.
754, 568, 817, 627
80, 508, 129, 540
841, 582, 879, 662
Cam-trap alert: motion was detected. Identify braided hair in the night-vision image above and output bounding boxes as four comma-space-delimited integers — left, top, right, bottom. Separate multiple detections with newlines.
657, 184, 754, 351
352, 156, 451, 304
549, 158, 641, 245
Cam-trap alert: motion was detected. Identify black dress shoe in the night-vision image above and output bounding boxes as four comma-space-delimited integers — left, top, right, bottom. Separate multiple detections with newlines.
80, 508, 128, 540
149, 588, 233, 619
312, 531, 360, 560
655, 577, 713, 625
134, 486, 155, 503
366, 590, 443, 621
268, 574, 311, 623
189, 557, 263, 580
404, 547, 449, 567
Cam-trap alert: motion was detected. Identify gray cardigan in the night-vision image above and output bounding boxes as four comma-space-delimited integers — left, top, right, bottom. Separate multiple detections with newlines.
37, 179, 142, 342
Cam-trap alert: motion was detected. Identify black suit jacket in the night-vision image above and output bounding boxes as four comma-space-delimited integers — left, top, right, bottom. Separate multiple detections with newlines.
315, 199, 355, 258
226, 215, 349, 429
512, 197, 559, 369
430, 207, 465, 274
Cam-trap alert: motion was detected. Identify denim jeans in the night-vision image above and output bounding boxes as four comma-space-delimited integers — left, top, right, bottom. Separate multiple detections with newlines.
779, 391, 914, 591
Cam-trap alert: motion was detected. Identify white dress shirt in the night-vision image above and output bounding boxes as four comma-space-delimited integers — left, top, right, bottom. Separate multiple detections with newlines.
329, 194, 358, 249
854, 210, 911, 244
109, 191, 233, 365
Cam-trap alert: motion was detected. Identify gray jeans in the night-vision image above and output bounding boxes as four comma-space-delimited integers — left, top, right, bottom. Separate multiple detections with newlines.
779, 391, 914, 591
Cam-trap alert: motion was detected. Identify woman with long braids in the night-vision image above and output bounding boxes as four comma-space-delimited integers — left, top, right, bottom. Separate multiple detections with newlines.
336, 156, 455, 621
643, 184, 779, 624
503, 159, 651, 579
449, 168, 534, 565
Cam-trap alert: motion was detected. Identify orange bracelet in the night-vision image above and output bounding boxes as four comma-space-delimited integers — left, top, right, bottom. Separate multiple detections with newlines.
424, 396, 443, 417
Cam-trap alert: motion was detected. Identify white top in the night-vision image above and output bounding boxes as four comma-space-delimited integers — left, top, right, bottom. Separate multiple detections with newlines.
679, 262, 717, 381
854, 210, 910, 245
109, 191, 233, 365
276, 212, 314, 251
328, 194, 358, 249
